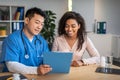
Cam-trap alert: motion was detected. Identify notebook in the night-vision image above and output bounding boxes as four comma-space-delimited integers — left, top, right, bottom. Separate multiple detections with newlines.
43, 52, 73, 73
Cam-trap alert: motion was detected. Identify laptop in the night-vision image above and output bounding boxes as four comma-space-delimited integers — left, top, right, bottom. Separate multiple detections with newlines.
43, 52, 73, 73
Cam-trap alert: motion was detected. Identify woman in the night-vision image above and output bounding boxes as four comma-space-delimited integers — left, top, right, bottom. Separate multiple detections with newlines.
52, 11, 100, 67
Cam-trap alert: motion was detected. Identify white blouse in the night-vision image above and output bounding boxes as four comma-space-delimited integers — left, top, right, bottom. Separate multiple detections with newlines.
52, 35, 100, 64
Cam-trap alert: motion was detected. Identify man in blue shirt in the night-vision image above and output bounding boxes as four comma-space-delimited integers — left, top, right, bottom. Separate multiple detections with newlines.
0, 7, 52, 75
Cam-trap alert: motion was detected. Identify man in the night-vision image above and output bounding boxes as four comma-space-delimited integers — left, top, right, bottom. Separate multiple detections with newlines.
0, 7, 52, 75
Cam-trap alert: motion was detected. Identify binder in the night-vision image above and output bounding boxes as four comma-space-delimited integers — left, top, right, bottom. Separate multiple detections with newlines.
97, 22, 107, 34
12, 22, 24, 32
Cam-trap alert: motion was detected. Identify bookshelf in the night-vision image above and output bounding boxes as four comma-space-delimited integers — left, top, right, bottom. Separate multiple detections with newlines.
0, 5, 25, 39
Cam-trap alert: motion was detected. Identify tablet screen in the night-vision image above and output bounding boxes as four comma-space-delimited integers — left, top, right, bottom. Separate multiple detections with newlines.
43, 52, 73, 73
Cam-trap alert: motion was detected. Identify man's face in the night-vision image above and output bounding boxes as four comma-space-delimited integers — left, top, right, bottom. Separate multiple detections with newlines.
24, 14, 44, 37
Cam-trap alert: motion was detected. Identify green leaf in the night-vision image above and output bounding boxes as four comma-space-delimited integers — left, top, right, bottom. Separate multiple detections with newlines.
41, 10, 56, 50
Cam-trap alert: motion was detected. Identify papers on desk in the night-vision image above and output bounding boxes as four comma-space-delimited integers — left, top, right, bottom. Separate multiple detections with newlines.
95, 67, 120, 75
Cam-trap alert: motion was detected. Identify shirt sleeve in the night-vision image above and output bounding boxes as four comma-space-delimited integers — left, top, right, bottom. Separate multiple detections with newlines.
52, 37, 58, 51
1, 36, 20, 62
6, 61, 37, 74
82, 37, 100, 64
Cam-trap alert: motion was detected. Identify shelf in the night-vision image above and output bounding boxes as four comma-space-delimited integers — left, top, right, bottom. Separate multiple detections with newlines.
0, 5, 25, 40
0, 20, 11, 22
0, 20, 24, 22
11, 20, 24, 22
0, 35, 7, 38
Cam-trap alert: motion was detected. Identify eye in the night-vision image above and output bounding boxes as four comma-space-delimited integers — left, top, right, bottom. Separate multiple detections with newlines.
65, 24, 69, 28
40, 22, 44, 26
35, 21, 44, 26
35, 21, 39, 24
71, 24, 76, 28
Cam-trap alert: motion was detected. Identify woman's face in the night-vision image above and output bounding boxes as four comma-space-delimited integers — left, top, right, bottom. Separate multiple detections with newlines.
65, 19, 80, 37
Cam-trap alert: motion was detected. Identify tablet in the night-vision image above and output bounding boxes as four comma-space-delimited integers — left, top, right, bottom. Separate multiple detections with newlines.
43, 52, 73, 73
95, 67, 120, 75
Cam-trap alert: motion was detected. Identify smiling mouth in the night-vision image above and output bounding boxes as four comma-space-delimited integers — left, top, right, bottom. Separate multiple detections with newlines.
67, 31, 73, 34
35, 29, 40, 33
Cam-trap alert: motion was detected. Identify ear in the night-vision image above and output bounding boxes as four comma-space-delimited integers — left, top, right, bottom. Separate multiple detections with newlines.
78, 24, 80, 29
24, 17, 29, 24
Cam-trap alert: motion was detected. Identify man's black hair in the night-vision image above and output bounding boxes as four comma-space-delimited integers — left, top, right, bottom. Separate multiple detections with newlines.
25, 7, 46, 19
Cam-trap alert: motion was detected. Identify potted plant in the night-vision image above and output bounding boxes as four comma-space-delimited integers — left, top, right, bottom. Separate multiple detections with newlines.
0, 24, 7, 36
41, 10, 56, 50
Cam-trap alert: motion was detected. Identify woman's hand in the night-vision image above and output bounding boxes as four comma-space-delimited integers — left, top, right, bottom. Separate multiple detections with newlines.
71, 60, 84, 67
37, 64, 52, 75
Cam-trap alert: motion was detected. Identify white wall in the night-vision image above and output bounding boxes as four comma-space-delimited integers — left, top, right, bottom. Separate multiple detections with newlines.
72, 0, 120, 35
83, 33, 113, 58
112, 35, 120, 58
95, 0, 120, 35
72, 0, 95, 32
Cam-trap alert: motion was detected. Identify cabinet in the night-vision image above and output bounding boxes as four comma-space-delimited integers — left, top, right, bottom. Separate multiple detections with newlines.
0, 5, 25, 39
112, 35, 120, 59
83, 33, 113, 58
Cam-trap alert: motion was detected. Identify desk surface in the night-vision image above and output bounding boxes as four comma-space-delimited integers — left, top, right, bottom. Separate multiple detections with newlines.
0, 65, 120, 80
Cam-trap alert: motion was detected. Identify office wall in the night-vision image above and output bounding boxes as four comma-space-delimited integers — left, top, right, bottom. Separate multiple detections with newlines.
73, 0, 120, 35
0, 0, 120, 35
72, 0, 95, 32
0, 0, 68, 34
95, 0, 120, 35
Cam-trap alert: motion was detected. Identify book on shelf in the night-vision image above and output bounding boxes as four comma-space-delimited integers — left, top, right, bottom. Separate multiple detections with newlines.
12, 22, 24, 32
14, 7, 24, 20
14, 12, 20, 20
